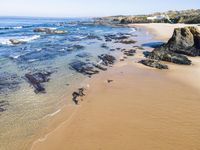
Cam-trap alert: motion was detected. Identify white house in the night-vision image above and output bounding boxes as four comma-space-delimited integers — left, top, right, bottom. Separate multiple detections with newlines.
147, 14, 170, 21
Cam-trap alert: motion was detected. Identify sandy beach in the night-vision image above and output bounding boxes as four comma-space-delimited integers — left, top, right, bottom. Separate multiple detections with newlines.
31, 23, 200, 150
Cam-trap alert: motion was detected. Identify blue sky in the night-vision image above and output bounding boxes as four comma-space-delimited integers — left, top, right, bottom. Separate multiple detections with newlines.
0, 0, 200, 17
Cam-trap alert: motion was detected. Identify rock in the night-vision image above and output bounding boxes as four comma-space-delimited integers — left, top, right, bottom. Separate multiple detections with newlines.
9, 39, 25, 45
25, 71, 52, 93
0, 72, 21, 94
124, 49, 136, 56
148, 47, 192, 65
76, 52, 91, 58
33, 28, 66, 34
69, 61, 99, 76
139, 59, 168, 69
164, 26, 200, 56
104, 33, 130, 42
72, 88, 85, 105
0, 101, 9, 112
93, 63, 107, 71
86, 35, 102, 40
98, 54, 116, 66
67, 45, 85, 51
133, 46, 145, 50
117, 39, 136, 44
107, 80, 113, 83
101, 43, 109, 49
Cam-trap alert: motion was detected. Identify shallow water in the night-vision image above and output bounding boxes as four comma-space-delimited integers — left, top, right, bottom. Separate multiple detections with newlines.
0, 17, 141, 150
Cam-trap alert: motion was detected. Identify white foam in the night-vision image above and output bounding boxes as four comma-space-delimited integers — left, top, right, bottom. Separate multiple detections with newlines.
19, 35, 40, 42
0, 26, 23, 30
13, 26, 23, 29
0, 35, 40, 45
130, 28, 136, 33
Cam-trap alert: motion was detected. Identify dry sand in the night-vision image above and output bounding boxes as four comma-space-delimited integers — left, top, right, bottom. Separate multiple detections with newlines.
31, 23, 200, 150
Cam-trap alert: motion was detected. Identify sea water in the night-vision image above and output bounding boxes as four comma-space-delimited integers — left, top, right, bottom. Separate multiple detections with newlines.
0, 17, 136, 150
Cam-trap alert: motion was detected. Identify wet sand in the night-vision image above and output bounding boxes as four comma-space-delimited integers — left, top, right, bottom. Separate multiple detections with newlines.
32, 24, 200, 150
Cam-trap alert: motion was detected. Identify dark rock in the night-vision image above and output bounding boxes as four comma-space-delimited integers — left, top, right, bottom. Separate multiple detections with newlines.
93, 63, 107, 71
101, 43, 109, 49
133, 46, 145, 50
33, 28, 66, 34
0, 101, 9, 112
98, 54, 116, 66
76, 52, 91, 58
124, 49, 136, 56
139, 59, 168, 69
25, 71, 52, 93
164, 26, 200, 56
117, 39, 137, 44
69, 61, 99, 76
72, 88, 85, 105
86, 35, 102, 40
104, 33, 130, 42
67, 45, 85, 51
148, 47, 192, 65
0, 72, 21, 94
107, 80, 113, 83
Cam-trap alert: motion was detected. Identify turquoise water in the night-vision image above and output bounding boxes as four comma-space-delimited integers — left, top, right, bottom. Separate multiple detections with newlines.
0, 17, 137, 150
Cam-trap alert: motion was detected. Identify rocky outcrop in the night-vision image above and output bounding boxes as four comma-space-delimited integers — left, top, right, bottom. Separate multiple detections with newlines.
25, 71, 52, 93
123, 49, 136, 56
139, 59, 168, 69
147, 26, 200, 65
165, 26, 200, 56
33, 28, 66, 34
148, 47, 191, 65
69, 61, 99, 76
98, 54, 116, 66
72, 88, 85, 105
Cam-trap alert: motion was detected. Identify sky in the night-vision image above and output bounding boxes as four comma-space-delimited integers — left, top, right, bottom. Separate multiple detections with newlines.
0, 0, 200, 17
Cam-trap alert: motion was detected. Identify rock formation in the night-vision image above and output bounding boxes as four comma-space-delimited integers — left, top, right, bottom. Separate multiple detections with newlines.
139, 59, 168, 69
33, 28, 66, 34
166, 26, 200, 56
148, 26, 200, 65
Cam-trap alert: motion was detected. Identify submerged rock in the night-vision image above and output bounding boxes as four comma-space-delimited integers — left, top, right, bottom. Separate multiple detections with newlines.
0, 72, 21, 94
0, 101, 9, 112
104, 33, 131, 42
101, 43, 109, 49
69, 61, 99, 76
67, 45, 85, 51
25, 71, 52, 93
98, 54, 116, 66
117, 39, 137, 44
33, 28, 66, 34
139, 59, 168, 69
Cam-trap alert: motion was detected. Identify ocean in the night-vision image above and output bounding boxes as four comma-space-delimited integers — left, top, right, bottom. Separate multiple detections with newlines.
0, 17, 137, 150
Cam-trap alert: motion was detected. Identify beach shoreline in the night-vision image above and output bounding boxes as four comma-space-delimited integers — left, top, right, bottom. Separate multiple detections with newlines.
31, 23, 200, 150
